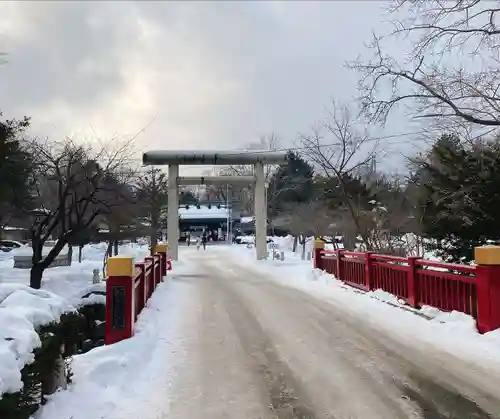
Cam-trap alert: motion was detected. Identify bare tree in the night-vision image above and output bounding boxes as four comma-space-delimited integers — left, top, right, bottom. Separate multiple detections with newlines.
300, 101, 378, 249
284, 199, 339, 258
350, 0, 500, 130
135, 167, 168, 253
27, 138, 133, 289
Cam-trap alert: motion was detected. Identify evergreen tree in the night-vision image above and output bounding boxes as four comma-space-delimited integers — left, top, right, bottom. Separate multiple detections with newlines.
179, 190, 199, 205
267, 151, 314, 216
0, 114, 33, 225
415, 134, 500, 263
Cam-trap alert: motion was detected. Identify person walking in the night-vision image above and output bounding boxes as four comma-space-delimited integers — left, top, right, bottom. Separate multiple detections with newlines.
201, 230, 207, 250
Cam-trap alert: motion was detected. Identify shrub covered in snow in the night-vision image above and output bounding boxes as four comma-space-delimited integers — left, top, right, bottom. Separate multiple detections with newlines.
0, 284, 107, 419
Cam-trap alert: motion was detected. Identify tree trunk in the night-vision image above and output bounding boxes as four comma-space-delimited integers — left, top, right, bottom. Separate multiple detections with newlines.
150, 225, 158, 255
30, 239, 44, 289
107, 241, 113, 257
78, 245, 83, 263
30, 264, 44, 289
113, 240, 118, 256
301, 236, 306, 260
67, 245, 73, 266
343, 234, 356, 251
292, 235, 298, 253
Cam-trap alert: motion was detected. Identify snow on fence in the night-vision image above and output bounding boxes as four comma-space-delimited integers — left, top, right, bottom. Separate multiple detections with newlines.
313, 243, 500, 334
105, 244, 169, 345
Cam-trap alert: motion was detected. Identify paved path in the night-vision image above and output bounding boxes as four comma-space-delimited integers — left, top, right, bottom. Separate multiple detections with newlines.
167, 248, 500, 419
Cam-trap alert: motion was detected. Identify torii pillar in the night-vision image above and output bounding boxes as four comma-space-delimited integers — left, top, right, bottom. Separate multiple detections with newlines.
254, 161, 267, 260
167, 164, 180, 261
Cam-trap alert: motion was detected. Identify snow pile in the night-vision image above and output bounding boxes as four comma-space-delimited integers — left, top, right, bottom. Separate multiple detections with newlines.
222, 245, 500, 369
0, 242, 151, 398
37, 260, 192, 419
0, 284, 75, 395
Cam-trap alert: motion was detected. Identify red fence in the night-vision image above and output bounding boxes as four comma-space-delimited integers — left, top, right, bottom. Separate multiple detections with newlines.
314, 247, 500, 333
105, 244, 169, 344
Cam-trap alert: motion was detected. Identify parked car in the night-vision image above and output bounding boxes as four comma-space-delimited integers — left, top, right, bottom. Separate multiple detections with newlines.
0, 240, 24, 250
232, 235, 274, 245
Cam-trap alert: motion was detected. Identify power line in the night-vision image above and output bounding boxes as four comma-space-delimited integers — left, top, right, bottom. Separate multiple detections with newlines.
98, 125, 496, 171
109, 127, 446, 164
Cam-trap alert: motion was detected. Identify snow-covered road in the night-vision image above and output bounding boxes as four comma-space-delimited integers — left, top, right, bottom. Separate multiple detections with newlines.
166, 248, 500, 419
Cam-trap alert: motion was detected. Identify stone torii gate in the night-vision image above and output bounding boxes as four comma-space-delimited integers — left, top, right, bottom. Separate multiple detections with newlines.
142, 150, 288, 261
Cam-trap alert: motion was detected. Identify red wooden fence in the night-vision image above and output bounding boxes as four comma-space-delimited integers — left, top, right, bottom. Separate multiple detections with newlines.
105, 244, 169, 344
314, 244, 500, 333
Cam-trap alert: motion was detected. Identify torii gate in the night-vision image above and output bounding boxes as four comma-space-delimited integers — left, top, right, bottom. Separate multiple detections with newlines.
142, 150, 288, 261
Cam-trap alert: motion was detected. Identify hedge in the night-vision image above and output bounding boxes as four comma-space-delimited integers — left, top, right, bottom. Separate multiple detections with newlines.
0, 302, 106, 419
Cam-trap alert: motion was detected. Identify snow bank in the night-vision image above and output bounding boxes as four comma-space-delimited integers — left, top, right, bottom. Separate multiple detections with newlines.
221, 245, 500, 371
0, 242, 151, 398
37, 260, 192, 419
0, 284, 75, 395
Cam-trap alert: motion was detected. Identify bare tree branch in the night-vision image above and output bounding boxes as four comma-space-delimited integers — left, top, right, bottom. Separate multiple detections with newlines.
350, 0, 500, 128
27, 138, 134, 288
300, 101, 379, 249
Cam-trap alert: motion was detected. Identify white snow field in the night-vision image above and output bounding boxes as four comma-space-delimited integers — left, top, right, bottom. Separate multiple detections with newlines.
3, 241, 500, 418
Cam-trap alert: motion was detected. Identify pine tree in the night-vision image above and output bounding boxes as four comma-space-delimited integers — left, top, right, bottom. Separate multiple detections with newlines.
0, 114, 33, 226
267, 151, 314, 217
415, 134, 500, 263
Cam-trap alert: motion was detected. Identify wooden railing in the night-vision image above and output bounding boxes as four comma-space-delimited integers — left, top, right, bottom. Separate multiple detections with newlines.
313, 244, 500, 333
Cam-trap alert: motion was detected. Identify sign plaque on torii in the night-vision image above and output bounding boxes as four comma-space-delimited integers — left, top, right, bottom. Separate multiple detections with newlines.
142, 150, 288, 261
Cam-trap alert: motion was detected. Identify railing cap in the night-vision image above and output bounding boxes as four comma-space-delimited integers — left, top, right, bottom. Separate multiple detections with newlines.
108, 256, 135, 277
314, 239, 325, 249
475, 245, 500, 266
155, 243, 168, 253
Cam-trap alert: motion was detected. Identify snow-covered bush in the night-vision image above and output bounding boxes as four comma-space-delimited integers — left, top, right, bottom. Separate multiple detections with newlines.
0, 285, 106, 419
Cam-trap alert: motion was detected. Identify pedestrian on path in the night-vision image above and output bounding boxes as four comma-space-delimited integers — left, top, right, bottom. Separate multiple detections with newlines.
202, 231, 207, 250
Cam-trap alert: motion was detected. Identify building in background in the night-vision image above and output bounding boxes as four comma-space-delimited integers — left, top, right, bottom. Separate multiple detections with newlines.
177, 202, 242, 242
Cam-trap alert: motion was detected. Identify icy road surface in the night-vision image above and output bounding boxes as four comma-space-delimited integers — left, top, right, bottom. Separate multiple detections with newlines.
167, 248, 500, 419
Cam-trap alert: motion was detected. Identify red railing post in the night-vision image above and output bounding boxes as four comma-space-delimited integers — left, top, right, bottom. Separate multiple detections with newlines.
475, 246, 500, 333
336, 249, 344, 280
313, 239, 324, 270
407, 256, 419, 307
155, 243, 168, 279
145, 256, 155, 292
153, 254, 161, 286
364, 252, 374, 290
105, 256, 135, 345
135, 262, 147, 305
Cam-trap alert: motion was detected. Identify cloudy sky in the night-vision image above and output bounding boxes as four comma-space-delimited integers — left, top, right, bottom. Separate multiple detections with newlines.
0, 0, 419, 173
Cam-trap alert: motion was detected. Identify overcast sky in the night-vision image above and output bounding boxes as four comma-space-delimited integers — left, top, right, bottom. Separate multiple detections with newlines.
0, 1, 421, 174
